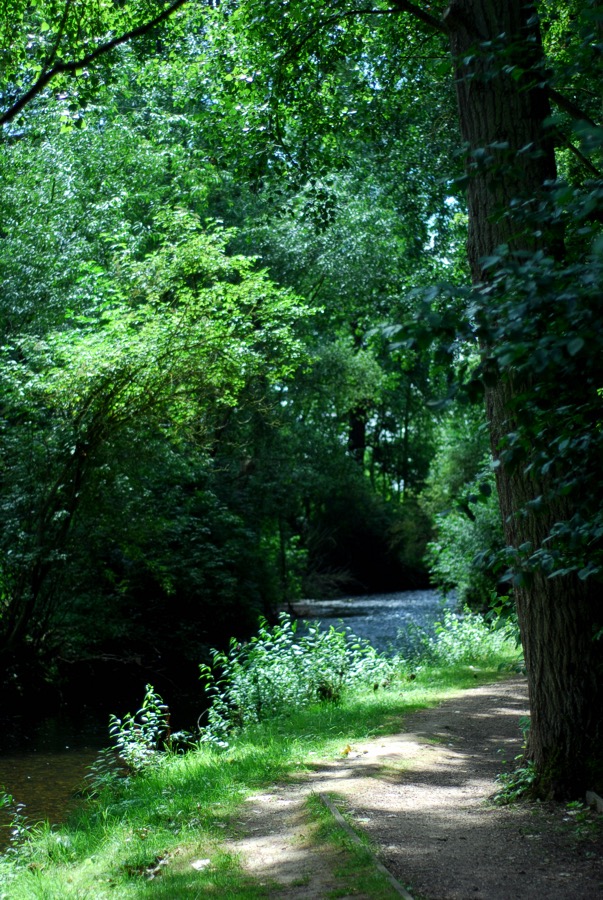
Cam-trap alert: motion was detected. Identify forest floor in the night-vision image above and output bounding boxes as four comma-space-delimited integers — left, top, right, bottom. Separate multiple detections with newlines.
223, 677, 603, 899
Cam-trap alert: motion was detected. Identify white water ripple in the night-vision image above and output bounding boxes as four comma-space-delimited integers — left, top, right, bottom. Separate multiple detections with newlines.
290, 589, 455, 655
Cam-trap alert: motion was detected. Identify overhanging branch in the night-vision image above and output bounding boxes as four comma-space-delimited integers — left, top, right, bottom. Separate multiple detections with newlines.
389, 0, 446, 34
1, 0, 191, 127
547, 86, 599, 131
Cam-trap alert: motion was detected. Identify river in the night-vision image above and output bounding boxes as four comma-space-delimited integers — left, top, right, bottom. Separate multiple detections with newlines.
0, 588, 447, 842
290, 588, 451, 653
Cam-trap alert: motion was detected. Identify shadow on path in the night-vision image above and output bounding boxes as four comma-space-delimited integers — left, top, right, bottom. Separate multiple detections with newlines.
226, 678, 603, 899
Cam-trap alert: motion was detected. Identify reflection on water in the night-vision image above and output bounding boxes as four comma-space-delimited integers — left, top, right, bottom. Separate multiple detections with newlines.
0, 715, 107, 848
0, 748, 100, 843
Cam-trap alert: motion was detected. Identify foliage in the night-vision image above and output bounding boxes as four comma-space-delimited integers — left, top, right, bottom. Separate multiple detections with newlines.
0, 0, 189, 129
108, 684, 172, 774
0, 207, 309, 667
406, 608, 516, 667
422, 405, 506, 609
422, 406, 492, 518
473, 195, 603, 586
492, 759, 539, 805
426, 468, 505, 609
1, 0, 601, 800
199, 614, 397, 745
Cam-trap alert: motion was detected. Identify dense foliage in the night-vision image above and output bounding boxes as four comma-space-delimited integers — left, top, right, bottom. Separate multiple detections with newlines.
1, 1, 454, 712
199, 614, 394, 744
1, 0, 602, 796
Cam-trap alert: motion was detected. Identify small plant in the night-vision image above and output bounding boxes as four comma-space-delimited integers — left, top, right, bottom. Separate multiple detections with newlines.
562, 800, 602, 841
492, 758, 538, 804
199, 614, 397, 746
84, 746, 124, 795
108, 684, 171, 773
0, 788, 31, 856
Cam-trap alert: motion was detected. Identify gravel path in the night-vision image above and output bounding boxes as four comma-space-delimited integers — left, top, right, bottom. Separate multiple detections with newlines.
225, 678, 603, 899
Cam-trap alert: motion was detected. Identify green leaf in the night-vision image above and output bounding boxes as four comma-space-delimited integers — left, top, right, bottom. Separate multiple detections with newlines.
567, 337, 584, 356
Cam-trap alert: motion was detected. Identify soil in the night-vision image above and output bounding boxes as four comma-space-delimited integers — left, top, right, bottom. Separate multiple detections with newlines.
224, 677, 603, 899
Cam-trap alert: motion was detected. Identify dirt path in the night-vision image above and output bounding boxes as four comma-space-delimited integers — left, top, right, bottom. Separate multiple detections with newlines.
225, 678, 603, 899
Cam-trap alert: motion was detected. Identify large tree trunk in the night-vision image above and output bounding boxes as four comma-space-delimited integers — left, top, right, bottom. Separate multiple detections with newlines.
445, 0, 603, 797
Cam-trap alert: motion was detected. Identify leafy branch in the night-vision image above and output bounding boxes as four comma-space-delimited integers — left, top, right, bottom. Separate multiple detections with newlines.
0, 0, 191, 127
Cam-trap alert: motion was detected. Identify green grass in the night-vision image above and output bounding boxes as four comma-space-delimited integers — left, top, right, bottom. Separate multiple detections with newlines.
0, 640, 520, 898
304, 792, 410, 900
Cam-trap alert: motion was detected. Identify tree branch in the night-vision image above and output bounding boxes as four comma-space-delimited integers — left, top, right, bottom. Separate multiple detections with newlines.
277, 5, 444, 68
556, 129, 602, 178
389, 0, 446, 34
1, 0, 191, 127
547, 86, 599, 130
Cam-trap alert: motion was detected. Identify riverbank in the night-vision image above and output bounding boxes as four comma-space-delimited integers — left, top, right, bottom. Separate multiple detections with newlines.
0, 614, 522, 898
5, 670, 601, 900
0, 589, 447, 836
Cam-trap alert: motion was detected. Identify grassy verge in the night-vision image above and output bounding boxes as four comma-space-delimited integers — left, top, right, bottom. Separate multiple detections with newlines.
0, 619, 520, 899
304, 792, 417, 900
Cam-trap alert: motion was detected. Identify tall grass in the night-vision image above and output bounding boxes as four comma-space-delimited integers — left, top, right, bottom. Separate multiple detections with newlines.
0, 612, 520, 899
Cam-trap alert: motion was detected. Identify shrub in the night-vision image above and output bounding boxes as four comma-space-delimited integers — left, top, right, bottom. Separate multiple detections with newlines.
408, 608, 516, 666
199, 613, 395, 745
425, 469, 505, 610
108, 684, 172, 773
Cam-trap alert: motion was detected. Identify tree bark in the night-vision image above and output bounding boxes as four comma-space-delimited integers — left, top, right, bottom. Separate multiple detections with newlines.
445, 0, 603, 797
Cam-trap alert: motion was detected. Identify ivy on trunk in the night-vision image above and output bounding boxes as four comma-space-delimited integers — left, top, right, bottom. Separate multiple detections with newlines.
445, 0, 603, 798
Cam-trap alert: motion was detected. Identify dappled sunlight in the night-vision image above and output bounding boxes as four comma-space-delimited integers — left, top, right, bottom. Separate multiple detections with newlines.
214, 678, 602, 900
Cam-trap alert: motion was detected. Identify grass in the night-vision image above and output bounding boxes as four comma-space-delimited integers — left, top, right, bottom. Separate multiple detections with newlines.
0, 622, 520, 899
304, 792, 410, 900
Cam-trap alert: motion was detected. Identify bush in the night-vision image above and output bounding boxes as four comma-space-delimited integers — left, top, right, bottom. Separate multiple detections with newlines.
108, 684, 172, 773
425, 469, 505, 609
409, 608, 516, 666
199, 613, 395, 745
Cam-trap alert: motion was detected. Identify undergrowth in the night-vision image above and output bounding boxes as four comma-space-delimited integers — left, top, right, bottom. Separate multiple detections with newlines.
0, 612, 519, 899
199, 613, 396, 746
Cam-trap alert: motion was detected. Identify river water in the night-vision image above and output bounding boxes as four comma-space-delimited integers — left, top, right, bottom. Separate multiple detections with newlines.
290, 588, 450, 654
0, 589, 446, 841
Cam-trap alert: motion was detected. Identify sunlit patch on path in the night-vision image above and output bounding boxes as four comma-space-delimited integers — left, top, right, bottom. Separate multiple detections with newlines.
225, 678, 603, 899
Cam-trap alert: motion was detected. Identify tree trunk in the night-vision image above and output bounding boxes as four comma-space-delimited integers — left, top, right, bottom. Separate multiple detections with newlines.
445, 0, 603, 797
348, 405, 367, 466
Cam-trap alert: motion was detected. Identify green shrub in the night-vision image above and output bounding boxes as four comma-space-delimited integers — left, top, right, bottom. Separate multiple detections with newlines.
425, 469, 505, 609
408, 608, 515, 666
108, 684, 172, 773
199, 613, 396, 745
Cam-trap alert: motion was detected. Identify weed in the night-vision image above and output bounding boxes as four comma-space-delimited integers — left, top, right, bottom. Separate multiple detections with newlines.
563, 801, 603, 842
0, 788, 31, 857
492, 759, 538, 804
108, 685, 171, 773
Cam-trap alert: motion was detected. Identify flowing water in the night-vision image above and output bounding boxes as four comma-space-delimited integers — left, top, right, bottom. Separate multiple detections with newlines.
290, 588, 450, 653
0, 589, 447, 842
